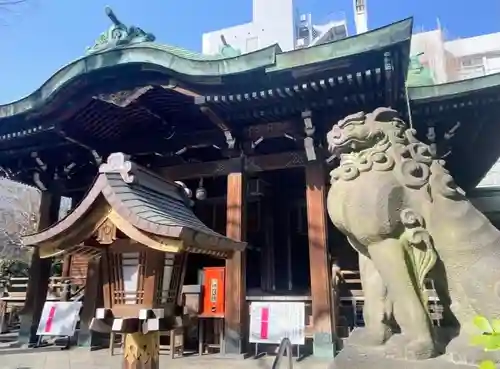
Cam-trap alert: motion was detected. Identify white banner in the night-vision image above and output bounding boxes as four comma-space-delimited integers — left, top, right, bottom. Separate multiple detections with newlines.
36, 301, 82, 337
249, 302, 305, 345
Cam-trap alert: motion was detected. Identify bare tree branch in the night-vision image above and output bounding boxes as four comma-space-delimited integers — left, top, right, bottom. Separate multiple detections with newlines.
0, 179, 40, 275
0, 0, 28, 24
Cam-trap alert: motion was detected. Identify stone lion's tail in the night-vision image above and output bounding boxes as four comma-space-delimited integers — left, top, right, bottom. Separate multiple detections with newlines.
400, 208, 438, 306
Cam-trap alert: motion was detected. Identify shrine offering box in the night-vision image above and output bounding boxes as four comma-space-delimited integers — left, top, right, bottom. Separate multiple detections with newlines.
201, 267, 225, 317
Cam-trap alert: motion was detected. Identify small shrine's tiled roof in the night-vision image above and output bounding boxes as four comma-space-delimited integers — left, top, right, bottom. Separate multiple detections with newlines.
22, 152, 246, 258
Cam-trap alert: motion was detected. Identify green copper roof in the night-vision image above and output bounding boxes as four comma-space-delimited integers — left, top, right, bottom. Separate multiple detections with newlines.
267, 17, 412, 73
0, 42, 280, 118
408, 72, 500, 103
0, 14, 412, 120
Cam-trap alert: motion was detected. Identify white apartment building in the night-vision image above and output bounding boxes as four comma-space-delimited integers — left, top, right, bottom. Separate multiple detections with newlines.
201, 0, 348, 55
411, 29, 500, 84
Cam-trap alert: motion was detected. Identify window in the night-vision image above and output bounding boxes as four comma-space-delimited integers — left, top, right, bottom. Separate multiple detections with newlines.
461, 56, 483, 67
246, 37, 259, 52
122, 252, 140, 304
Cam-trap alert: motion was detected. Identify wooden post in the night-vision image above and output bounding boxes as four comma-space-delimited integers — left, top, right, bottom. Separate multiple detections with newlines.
77, 257, 102, 347
61, 255, 72, 278
121, 249, 165, 369
305, 162, 335, 357
18, 192, 60, 346
224, 170, 247, 355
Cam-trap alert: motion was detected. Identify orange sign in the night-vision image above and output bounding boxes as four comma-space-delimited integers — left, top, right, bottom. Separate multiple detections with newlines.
201, 267, 225, 317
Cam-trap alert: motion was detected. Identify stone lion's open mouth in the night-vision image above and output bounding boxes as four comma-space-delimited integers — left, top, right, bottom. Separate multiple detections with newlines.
328, 136, 367, 154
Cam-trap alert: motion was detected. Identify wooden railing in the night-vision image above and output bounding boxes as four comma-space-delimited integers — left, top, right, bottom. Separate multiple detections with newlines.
335, 269, 443, 334
1, 276, 86, 304
0, 276, 86, 333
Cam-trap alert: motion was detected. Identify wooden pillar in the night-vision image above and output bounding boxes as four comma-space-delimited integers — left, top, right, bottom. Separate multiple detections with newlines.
305, 162, 335, 357
61, 255, 72, 278
77, 257, 102, 347
18, 192, 60, 346
224, 171, 247, 355
121, 249, 164, 369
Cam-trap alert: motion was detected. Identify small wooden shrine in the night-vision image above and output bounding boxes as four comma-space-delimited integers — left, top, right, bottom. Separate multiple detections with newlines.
21, 152, 245, 368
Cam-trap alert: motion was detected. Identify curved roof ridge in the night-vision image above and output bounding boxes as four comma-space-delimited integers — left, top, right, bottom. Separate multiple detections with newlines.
0, 18, 414, 120
0, 43, 280, 119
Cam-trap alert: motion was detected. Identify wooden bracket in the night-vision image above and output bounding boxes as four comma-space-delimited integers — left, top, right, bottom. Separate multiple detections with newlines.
89, 308, 115, 333
302, 110, 317, 161
384, 51, 394, 107
196, 97, 237, 151
112, 317, 141, 333
90, 308, 177, 335
163, 80, 200, 98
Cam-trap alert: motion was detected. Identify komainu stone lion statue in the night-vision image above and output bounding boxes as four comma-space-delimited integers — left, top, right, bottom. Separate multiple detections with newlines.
326, 107, 500, 361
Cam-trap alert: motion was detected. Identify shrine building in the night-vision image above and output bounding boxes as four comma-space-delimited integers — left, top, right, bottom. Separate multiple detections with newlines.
0, 8, 500, 358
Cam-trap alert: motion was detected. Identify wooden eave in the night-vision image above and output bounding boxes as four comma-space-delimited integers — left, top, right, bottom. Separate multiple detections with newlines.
196, 18, 413, 123
22, 153, 246, 259
408, 72, 500, 104
407, 72, 500, 189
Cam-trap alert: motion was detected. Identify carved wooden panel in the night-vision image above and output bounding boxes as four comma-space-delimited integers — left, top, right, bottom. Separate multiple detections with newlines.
95, 219, 117, 245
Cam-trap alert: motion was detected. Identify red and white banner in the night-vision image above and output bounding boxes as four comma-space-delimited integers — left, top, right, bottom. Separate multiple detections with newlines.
249, 302, 305, 345
36, 302, 82, 337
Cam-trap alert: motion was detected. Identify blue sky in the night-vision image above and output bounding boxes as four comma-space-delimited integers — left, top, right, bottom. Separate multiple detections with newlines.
0, 0, 497, 104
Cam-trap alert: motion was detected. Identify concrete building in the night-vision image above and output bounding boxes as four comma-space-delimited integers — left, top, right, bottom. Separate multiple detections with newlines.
201, 0, 348, 55
410, 29, 500, 84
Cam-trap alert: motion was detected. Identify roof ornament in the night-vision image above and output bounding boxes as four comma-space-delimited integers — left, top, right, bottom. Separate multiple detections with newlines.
406, 52, 435, 87
86, 6, 156, 55
218, 35, 241, 58
99, 152, 135, 183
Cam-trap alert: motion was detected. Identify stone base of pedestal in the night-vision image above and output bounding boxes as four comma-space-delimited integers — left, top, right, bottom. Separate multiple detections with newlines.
333, 344, 478, 369
333, 328, 489, 369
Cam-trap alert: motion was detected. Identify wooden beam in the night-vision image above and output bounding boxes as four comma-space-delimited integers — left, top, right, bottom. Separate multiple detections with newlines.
305, 162, 335, 357
224, 169, 247, 354
198, 105, 236, 150
160, 151, 307, 180
163, 81, 200, 98
244, 120, 300, 141
200, 106, 231, 132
